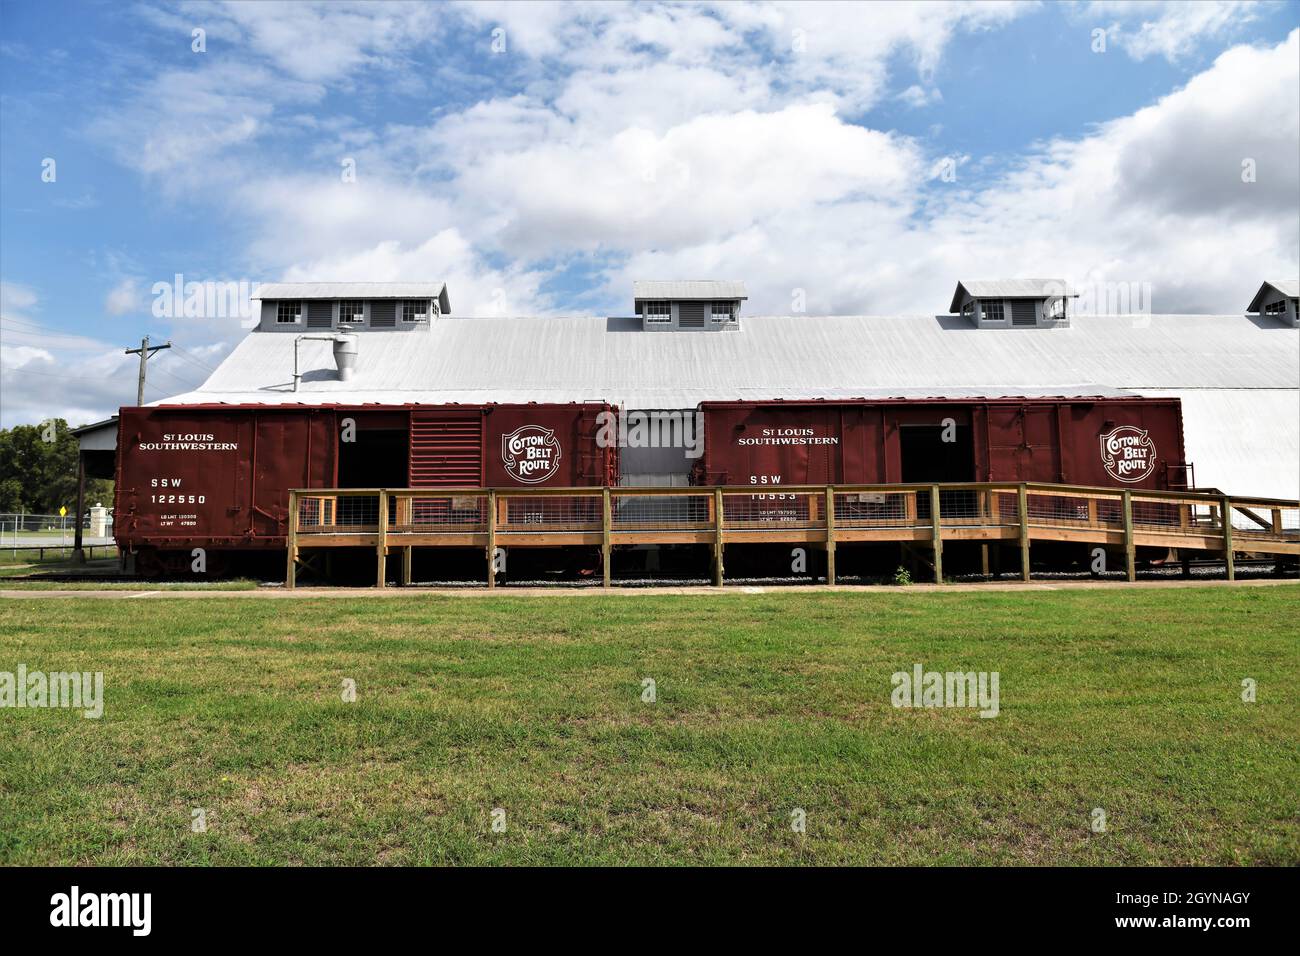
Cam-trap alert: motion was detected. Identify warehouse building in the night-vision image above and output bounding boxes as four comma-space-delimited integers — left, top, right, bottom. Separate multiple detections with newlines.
108, 277, 1296, 500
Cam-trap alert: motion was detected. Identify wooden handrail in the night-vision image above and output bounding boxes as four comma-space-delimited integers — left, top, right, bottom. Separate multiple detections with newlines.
289, 482, 1300, 509
283, 476, 1298, 588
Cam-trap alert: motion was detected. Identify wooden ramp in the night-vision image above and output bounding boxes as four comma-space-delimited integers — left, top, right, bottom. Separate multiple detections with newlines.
285, 482, 1300, 588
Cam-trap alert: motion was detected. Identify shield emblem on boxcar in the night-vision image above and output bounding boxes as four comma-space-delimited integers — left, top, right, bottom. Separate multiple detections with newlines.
1099, 425, 1156, 483
502, 425, 562, 484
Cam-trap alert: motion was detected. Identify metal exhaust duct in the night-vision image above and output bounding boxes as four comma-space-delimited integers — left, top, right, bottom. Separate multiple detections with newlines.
332, 333, 358, 382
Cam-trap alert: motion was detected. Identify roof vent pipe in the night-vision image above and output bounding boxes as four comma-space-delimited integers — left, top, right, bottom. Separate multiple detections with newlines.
293, 333, 356, 391
332, 333, 358, 382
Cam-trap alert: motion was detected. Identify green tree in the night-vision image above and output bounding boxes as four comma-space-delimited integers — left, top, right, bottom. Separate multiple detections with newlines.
0, 419, 113, 515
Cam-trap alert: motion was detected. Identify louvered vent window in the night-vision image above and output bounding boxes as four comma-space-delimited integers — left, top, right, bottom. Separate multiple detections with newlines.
338, 300, 365, 324
402, 299, 430, 322
307, 301, 333, 328
1010, 300, 1037, 326
644, 301, 671, 325
678, 302, 707, 329
370, 300, 396, 328
979, 300, 1004, 322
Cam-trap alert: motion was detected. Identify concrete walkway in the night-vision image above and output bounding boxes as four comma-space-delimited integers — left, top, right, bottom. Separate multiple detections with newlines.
2, 579, 1296, 599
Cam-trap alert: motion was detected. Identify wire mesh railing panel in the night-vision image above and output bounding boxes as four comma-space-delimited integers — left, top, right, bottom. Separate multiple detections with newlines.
1130, 498, 1186, 530
400, 494, 488, 532
1228, 503, 1300, 536
1026, 492, 1124, 528
613, 494, 711, 530
992, 491, 1021, 524
297, 494, 378, 531
936, 489, 985, 522
501, 495, 602, 531
833, 491, 914, 528
722, 492, 819, 528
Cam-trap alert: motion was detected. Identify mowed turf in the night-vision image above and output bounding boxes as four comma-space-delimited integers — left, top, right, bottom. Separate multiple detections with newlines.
0, 586, 1296, 866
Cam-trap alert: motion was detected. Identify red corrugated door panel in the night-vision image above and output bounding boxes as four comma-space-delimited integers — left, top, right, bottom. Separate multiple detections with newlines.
409, 413, 484, 486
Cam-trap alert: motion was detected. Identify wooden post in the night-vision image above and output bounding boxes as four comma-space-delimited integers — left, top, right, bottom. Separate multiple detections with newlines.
1122, 489, 1135, 582
1222, 495, 1235, 582
824, 486, 836, 586
930, 484, 943, 584
392, 493, 411, 586
1017, 484, 1030, 582
286, 489, 298, 589
980, 543, 990, 579
601, 488, 612, 588
713, 487, 724, 587
73, 452, 86, 564
487, 489, 497, 589
376, 490, 388, 589
1271, 508, 1282, 535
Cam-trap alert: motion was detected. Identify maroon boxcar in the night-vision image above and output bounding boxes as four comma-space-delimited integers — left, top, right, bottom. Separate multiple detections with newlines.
694, 397, 1188, 490
114, 402, 617, 561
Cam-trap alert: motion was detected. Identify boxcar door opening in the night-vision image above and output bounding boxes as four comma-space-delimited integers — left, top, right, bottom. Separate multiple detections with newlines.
900, 423, 976, 519
336, 412, 409, 530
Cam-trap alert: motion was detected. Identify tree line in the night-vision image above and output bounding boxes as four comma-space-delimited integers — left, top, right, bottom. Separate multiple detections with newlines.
0, 419, 114, 514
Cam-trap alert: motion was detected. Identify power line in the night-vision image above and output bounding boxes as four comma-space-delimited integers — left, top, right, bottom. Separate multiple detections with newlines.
0, 321, 108, 346
170, 344, 217, 374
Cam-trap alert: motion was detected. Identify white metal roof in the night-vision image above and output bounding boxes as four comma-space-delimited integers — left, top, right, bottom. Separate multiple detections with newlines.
161, 312, 1296, 406
152, 311, 1299, 497
252, 282, 451, 311
950, 279, 1077, 312
1247, 279, 1300, 312
633, 280, 747, 300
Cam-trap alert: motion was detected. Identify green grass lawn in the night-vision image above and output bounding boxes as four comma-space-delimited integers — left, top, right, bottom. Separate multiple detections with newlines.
1, 587, 1296, 865
0, 554, 258, 589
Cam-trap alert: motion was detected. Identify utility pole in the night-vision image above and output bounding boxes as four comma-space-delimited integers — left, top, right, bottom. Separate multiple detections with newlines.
124, 336, 171, 406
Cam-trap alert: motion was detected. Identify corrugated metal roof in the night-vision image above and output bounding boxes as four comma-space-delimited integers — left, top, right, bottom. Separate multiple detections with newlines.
1247, 279, 1300, 312
633, 280, 747, 300
950, 279, 1076, 312
161, 312, 1296, 408
153, 311, 1298, 496
253, 282, 451, 310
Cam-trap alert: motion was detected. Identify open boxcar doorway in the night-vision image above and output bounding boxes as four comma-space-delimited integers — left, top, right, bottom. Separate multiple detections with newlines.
338, 427, 409, 488
900, 423, 975, 519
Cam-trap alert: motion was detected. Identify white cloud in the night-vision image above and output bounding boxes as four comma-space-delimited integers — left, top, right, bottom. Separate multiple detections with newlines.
1075, 1, 1263, 62
0, 280, 38, 314
39, 2, 1295, 432
105, 279, 143, 316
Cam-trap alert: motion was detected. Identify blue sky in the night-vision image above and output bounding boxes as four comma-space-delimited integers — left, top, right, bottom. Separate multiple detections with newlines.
1, 0, 1297, 426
